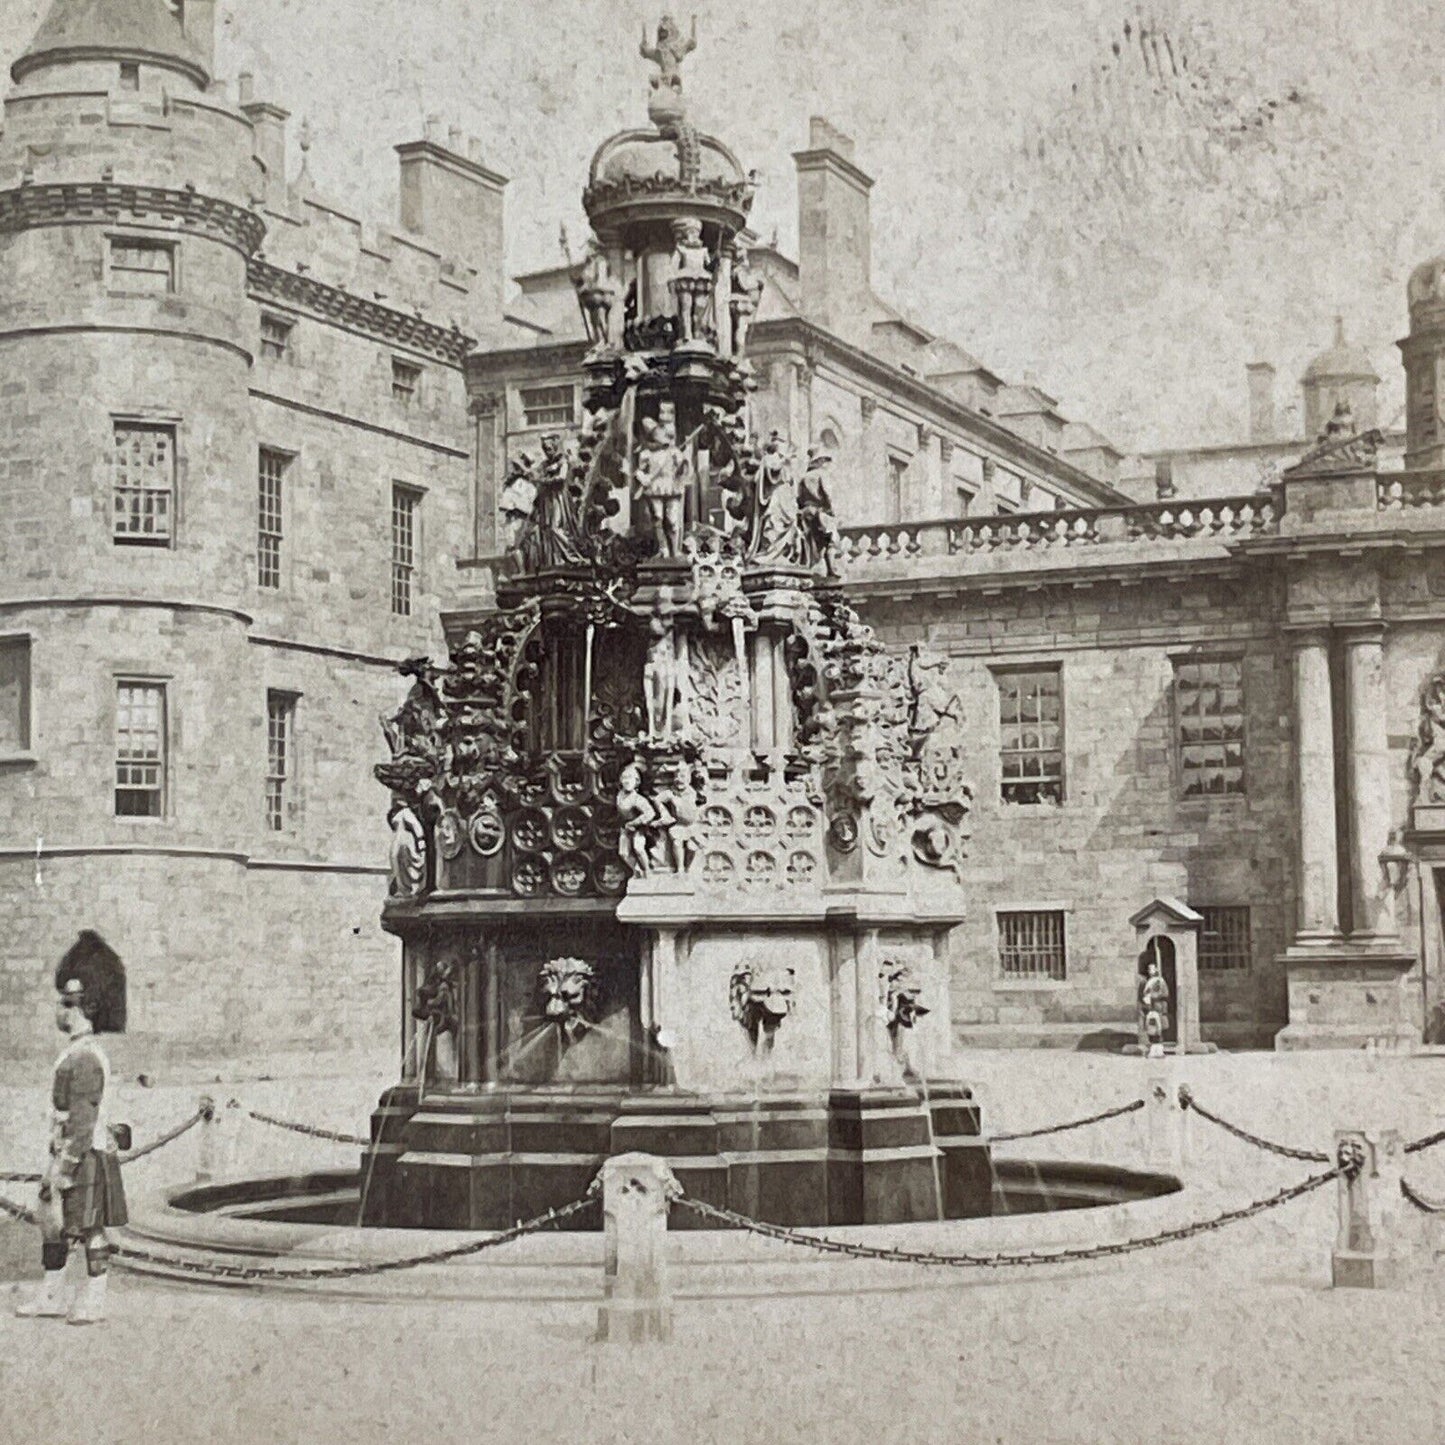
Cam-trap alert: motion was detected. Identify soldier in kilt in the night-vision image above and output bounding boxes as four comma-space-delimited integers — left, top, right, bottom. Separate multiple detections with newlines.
15, 975, 128, 1325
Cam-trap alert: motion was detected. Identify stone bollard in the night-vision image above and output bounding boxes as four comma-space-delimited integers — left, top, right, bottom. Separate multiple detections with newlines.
1332, 1129, 1405, 1289
594, 1152, 682, 1345
1146, 1068, 1183, 1173
195, 1096, 237, 1183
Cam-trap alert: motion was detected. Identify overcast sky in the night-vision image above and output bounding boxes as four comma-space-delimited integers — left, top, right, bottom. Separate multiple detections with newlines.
4, 0, 1442, 451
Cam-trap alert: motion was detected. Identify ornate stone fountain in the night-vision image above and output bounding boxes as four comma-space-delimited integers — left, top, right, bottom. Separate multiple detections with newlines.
361, 18, 983, 1229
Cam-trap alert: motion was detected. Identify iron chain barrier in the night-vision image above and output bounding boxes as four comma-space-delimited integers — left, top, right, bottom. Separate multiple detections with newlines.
236, 1102, 370, 1147
0, 1186, 596, 1283
989, 1097, 1145, 1143
672, 1164, 1343, 1269
1177, 1086, 1331, 1164
0, 1105, 210, 1186
1400, 1178, 1445, 1215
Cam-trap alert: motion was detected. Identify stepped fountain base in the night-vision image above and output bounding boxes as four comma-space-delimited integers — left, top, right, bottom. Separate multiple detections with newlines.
359, 1080, 987, 1230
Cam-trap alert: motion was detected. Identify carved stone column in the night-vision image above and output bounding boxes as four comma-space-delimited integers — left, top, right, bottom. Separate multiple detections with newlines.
471, 392, 503, 556
1290, 627, 1341, 942
1342, 623, 1396, 940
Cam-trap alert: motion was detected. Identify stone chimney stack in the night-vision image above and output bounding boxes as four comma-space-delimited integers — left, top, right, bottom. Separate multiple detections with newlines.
1246, 361, 1276, 444
793, 117, 873, 341
240, 80, 291, 211
395, 133, 508, 325
177, 0, 217, 78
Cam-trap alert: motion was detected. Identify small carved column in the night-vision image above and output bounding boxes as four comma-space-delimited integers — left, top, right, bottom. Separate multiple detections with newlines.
785, 359, 813, 445
714, 244, 734, 357
1289, 628, 1342, 942
471, 392, 503, 557
1341, 623, 1395, 939
594, 1153, 682, 1343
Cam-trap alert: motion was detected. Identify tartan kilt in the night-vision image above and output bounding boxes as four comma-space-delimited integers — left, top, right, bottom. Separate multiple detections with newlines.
61, 1149, 128, 1235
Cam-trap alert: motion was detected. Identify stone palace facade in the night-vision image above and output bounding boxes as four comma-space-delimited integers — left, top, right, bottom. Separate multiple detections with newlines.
2, 0, 1443, 1056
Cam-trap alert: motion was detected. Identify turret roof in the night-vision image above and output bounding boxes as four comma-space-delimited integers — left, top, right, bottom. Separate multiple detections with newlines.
12, 0, 209, 88
1302, 316, 1377, 383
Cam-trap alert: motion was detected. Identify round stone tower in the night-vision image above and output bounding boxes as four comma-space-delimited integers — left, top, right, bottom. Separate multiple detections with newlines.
0, 0, 267, 1041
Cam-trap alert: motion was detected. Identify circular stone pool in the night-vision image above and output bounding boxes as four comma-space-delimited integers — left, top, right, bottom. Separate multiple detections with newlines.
162, 1157, 1180, 1227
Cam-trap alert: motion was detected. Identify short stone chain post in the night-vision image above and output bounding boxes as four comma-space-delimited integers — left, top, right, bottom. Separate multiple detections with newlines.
195, 1095, 237, 1183
594, 1152, 682, 1344
1332, 1129, 1405, 1289
1146, 1068, 1183, 1172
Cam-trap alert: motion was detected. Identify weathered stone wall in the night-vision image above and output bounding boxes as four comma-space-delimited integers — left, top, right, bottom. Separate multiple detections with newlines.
864, 566, 1297, 1046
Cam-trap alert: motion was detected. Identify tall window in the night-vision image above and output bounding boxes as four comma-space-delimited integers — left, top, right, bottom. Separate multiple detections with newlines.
998, 910, 1067, 981
391, 358, 422, 404
257, 448, 288, 588
997, 665, 1063, 804
0, 636, 31, 754
391, 484, 421, 616
108, 237, 175, 294
265, 691, 298, 832
112, 422, 175, 545
115, 682, 166, 818
885, 453, 907, 522
119, 61, 140, 90
520, 384, 575, 428
260, 314, 293, 361
1199, 906, 1252, 972
1176, 657, 1245, 796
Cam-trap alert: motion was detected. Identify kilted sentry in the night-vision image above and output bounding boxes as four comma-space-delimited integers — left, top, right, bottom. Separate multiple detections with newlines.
61, 1147, 127, 1236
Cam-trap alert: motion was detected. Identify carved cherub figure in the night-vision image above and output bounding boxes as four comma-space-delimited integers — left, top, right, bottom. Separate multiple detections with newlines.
616, 762, 659, 877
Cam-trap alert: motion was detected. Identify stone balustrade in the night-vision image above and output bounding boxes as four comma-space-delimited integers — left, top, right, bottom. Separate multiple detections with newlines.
837, 492, 1281, 572
1377, 473, 1445, 510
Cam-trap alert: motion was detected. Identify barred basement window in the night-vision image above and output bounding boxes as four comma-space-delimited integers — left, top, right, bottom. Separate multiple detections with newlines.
260, 313, 293, 361
0, 636, 31, 754
391, 358, 422, 404
257, 448, 288, 588
1176, 657, 1245, 796
112, 422, 175, 545
108, 237, 175, 294
520, 384, 575, 428
1198, 906, 1252, 972
391, 483, 421, 616
997, 665, 1063, 804
265, 691, 298, 832
998, 910, 1067, 981
115, 682, 166, 818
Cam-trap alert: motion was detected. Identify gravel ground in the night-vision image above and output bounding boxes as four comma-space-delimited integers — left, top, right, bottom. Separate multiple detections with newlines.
1, 1047, 1443, 1445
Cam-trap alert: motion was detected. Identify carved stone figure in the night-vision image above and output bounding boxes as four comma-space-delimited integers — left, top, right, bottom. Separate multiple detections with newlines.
639, 13, 697, 87
633, 416, 690, 557
669, 217, 712, 343
643, 615, 679, 739
797, 446, 841, 576
575, 239, 620, 348
729, 242, 764, 355
500, 453, 539, 551
881, 958, 929, 1033
730, 959, 796, 1049
1410, 671, 1445, 804
412, 953, 460, 1082
907, 645, 962, 737
387, 798, 427, 897
1139, 958, 1170, 1057
755, 431, 798, 558
653, 762, 706, 872
539, 957, 598, 1043
617, 761, 660, 876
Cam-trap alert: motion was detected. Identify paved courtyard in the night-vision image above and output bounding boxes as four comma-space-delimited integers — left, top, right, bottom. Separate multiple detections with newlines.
2, 1047, 1444, 1444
